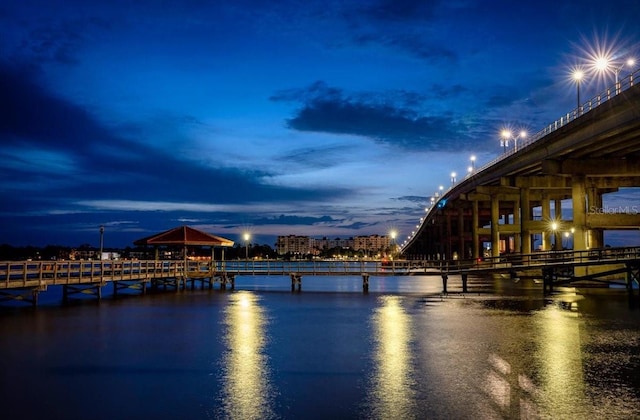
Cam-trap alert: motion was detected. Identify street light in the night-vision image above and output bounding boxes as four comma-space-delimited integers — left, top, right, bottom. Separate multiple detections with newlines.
243, 232, 250, 259
500, 129, 527, 152
470, 155, 476, 170
390, 230, 397, 256
99, 225, 104, 260
615, 58, 636, 94
450, 172, 457, 186
572, 69, 584, 109
551, 221, 558, 251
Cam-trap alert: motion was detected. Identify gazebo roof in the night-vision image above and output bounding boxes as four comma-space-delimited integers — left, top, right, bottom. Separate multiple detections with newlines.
133, 225, 234, 247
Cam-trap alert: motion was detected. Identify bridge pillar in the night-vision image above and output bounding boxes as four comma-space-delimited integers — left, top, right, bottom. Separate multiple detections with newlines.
458, 206, 465, 259
514, 198, 521, 253
587, 187, 604, 248
461, 273, 468, 293
491, 195, 500, 258
572, 176, 587, 251
472, 200, 480, 259
554, 199, 563, 250
441, 274, 448, 294
362, 274, 369, 292
542, 194, 551, 251
520, 187, 532, 255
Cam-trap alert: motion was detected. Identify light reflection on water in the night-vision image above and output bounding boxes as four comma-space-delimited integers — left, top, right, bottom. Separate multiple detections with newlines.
366, 295, 416, 418
214, 291, 275, 420
0, 275, 638, 419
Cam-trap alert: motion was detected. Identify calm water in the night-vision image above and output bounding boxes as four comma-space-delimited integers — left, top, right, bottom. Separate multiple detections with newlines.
0, 275, 639, 419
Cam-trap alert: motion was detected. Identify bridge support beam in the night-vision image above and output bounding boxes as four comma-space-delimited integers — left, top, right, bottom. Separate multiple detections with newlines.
542, 194, 551, 251
520, 187, 532, 256
472, 200, 480, 259
491, 195, 500, 258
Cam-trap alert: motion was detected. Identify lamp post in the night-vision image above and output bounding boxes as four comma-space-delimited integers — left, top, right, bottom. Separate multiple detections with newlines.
450, 172, 457, 186
551, 221, 558, 251
470, 155, 476, 170
243, 232, 250, 259
99, 225, 104, 260
615, 58, 636, 94
501, 129, 527, 153
572, 69, 584, 109
390, 230, 397, 257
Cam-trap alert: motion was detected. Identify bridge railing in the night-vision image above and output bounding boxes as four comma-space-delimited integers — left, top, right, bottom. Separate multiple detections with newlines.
475, 67, 640, 176
437, 246, 640, 273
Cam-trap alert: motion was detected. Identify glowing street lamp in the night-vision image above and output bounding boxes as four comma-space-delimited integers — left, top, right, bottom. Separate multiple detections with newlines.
450, 172, 457, 186
470, 155, 476, 170
500, 129, 527, 152
615, 58, 636, 93
243, 232, 250, 259
572, 69, 584, 109
99, 225, 104, 260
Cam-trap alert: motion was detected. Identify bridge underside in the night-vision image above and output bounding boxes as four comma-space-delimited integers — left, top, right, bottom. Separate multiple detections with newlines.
403, 83, 640, 262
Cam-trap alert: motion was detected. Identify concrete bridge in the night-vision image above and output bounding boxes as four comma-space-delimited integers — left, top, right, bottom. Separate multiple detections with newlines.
401, 69, 640, 270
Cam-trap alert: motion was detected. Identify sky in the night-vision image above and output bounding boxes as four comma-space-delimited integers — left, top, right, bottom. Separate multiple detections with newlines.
1, 0, 640, 249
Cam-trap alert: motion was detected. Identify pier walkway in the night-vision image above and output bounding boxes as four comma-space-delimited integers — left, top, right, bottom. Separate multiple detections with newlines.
1, 246, 639, 306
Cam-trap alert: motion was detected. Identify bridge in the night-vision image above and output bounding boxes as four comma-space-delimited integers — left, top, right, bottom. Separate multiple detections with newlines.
1, 246, 639, 306
401, 68, 640, 282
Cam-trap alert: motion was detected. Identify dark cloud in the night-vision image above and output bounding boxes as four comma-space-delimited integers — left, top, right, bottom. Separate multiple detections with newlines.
394, 195, 429, 204
0, 62, 353, 210
252, 214, 339, 225
273, 81, 475, 151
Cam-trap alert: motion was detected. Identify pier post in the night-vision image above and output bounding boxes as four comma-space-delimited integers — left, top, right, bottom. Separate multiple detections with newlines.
542, 268, 554, 295
229, 275, 235, 291
290, 273, 301, 292
362, 273, 369, 292
32, 289, 38, 307
461, 273, 468, 293
220, 273, 227, 290
442, 274, 448, 294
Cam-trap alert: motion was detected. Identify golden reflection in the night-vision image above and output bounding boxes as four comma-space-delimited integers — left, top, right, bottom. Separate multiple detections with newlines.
368, 295, 416, 417
535, 303, 585, 417
218, 291, 274, 420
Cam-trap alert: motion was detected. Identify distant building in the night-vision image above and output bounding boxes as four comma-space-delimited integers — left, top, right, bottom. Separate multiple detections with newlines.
276, 235, 313, 255
276, 234, 392, 256
353, 235, 392, 254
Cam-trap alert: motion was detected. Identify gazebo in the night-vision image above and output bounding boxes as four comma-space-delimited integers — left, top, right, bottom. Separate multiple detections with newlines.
133, 225, 234, 260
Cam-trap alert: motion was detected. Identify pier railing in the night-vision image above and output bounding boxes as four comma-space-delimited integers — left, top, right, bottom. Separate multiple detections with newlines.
1, 246, 639, 290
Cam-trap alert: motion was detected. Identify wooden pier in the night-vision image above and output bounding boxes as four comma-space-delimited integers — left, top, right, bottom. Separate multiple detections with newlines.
1, 246, 639, 306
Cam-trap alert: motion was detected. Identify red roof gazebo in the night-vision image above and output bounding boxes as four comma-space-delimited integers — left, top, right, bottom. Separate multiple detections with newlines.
134, 225, 234, 259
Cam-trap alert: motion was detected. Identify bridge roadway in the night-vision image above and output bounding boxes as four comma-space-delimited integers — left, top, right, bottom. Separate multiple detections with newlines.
402, 68, 640, 264
1, 246, 639, 306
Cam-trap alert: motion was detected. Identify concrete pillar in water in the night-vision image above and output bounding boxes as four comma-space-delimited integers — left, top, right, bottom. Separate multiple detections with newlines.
491, 195, 500, 258
542, 194, 551, 251
472, 200, 480, 260
520, 187, 532, 255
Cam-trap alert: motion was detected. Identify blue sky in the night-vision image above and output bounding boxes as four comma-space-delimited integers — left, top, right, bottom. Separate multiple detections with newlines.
1, 0, 640, 248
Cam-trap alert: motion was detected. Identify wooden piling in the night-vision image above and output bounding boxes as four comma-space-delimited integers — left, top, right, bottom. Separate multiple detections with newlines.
362, 273, 370, 292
